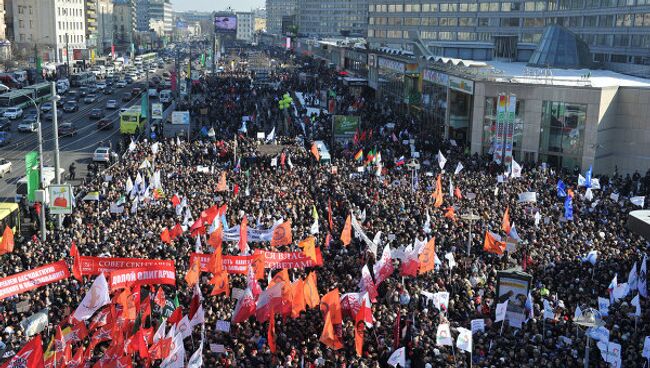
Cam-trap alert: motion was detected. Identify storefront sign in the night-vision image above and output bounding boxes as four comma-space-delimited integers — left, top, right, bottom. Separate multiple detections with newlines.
449, 76, 474, 95
423, 69, 449, 87
378, 57, 405, 73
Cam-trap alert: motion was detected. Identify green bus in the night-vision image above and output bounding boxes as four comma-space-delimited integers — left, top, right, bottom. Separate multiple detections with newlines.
0, 82, 53, 111
120, 106, 146, 134
23, 82, 52, 104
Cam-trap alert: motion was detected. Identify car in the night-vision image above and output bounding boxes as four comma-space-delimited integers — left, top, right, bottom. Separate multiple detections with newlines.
17, 121, 37, 132
131, 87, 142, 97
84, 94, 98, 104
96, 82, 107, 90
78, 87, 89, 97
121, 93, 132, 102
103, 87, 114, 95
93, 147, 111, 162
3, 107, 23, 120
63, 101, 79, 112
43, 110, 63, 121
40, 102, 53, 113
89, 108, 104, 120
125, 76, 134, 84
96, 119, 114, 131
0, 158, 11, 177
56, 98, 65, 108
0, 132, 11, 147
148, 68, 157, 74
0, 117, 11, 131
58, 122, 77, 137
106, 99, 118, 109
116, 80, 128, 88
23, 112, 38, 124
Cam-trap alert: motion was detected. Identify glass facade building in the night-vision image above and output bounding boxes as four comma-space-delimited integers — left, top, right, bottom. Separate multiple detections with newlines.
367, 0, 650, 76
298, 0, 368, 37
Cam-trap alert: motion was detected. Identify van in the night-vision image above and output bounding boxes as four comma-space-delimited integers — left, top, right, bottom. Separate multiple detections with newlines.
313, 140, 331, 164
159, 89, 172, 103
15, 167, 65, 203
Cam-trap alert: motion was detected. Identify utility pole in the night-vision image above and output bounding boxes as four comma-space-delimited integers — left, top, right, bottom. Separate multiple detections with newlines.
50, 82, 62, 228
65, 33, 71, 76
175, 47, 180, 100
188, 41, 192, 98
211, 34, 216, 74
36, 102, 46, 242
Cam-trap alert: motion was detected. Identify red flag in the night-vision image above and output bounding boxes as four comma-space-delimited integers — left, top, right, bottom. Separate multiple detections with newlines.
3, 335, 44, 368
454, 187, 463, 199
184, 258, 201, 287
128, 329, 150, 359
189, 218, 205, 237
310, 143, 320, 161
233, 184, 240, 196
67, 346, 84, 368
160, 228, 171, 244
207, 227, 223, 254
154, 288, 166, 308
209, 270, 230, 297
0, 226, 14, 255
70, 241, 79, 258
268, 308, 277, 353
231, 288, 256, 324
501, 207, 511, 234
170, 223, 183, 239
170, 194, 181, 207
319, 311, 343, 350
484, 231, 506, 255
201, 205, 219, 225
444, 206, 456, 221
354, 301, 365, 357
148, 337, 171, 360
340, 215, 352, 246
327, 199, 334, 231
72, 255, 83, 282
418, 237, 436, 274
239, 216, 248, 254
167, 307, 182, 325
392, 309, 401, 349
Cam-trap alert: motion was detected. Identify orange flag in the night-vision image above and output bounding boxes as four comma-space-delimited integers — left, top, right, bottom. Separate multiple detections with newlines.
418, 237, 436, 274
291, 279, 306, 318
340, 215, 352, 246
117, 288, 137, 320
433, 174, 443, 208
354, 304, 365, 357
270, 220, 292, 247
484, 231, 506, 255
320, 288, 342, 324
304, 271, 320, 308
184, 258, 201, 286
268, 308, 277, 353
216, 172, 227, 192
239, 216, 248, 254
268, 269, 290, 289
444, 206, 456, 220
501, 207, 511, 234
160, 228, 171, 244
209, 270, 230, 296
207, 243, 223, 274
0, 226, 14, 255
319, 310, 343, 350
208, 227, 223, 249
310, 143, 320, 161
298, 236, 317, 262
252, 253, 265, 280
281, 282, 293, 317
454, 187, 463, 199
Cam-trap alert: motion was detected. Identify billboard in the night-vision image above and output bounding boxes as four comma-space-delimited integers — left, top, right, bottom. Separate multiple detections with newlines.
332, 115, 360, 142
214, 16, 237, 32
171, 111, 190, 125
48, 185, 73, 214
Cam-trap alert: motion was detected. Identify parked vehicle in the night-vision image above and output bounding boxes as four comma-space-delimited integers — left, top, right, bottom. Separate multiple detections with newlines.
93, 147, 111, 162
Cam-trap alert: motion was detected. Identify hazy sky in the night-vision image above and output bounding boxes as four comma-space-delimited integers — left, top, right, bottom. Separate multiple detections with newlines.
173, 0, 265, 12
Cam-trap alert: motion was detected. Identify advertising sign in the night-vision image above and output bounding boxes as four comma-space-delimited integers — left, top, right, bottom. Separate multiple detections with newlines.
48, 184, 73, 214
214, 16, 237, 32
151, 103, 163, 119
332, 115, 360, 141
449, 76, 474, 95
171, 111, 190, 125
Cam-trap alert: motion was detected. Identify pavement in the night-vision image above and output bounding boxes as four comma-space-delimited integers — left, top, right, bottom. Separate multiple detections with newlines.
0, 74, 159, 202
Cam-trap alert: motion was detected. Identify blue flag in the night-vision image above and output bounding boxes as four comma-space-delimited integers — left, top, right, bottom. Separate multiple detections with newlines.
585, 166, 592, 188
557, 180, 567, 198
564, 196, 574, 220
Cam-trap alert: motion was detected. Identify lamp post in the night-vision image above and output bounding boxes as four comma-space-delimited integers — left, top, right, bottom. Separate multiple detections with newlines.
24, 95, 46, 241
406, 159, 420, 192
574, 307, 604, 368
460, 212, 480, 256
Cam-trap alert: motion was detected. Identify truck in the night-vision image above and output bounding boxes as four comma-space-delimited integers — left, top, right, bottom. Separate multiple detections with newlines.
15, 167, 65, 203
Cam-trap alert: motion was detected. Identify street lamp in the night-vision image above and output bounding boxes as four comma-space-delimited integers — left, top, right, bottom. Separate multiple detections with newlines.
460, 212, 480, 256
574, 307, 604, 368
406, 159, 419, 192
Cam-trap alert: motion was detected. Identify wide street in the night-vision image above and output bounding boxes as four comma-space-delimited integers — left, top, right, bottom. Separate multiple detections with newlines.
0, 77, 152, 202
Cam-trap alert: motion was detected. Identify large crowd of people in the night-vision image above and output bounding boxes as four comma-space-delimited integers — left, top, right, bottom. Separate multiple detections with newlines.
0, 47, 649, 368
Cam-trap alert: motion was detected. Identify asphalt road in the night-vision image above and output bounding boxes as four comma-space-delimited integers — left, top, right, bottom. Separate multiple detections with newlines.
0, 76, 153, 202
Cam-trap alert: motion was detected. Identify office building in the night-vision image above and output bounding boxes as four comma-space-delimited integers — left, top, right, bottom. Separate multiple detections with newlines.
367, 0, 650, 77
134, 0, 149, 31
113, 0, 135, 46
148, 0, 172, 34
298, 0, 368, 37
265, 0, 296, 35
12, 0, 86, 63
94, 0, 114, 53
236, 12, 254, 43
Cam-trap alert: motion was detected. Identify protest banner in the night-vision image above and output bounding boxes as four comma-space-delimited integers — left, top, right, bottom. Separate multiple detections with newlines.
0, 261, 70, 300
77, 256, 175, 275
189, 253, 257, 274
108, 264, 177, 291
254, 248, 323, 269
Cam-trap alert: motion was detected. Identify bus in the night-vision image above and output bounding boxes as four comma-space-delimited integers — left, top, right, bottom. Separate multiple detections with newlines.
134, 52, 157, 66
0, 203, 20, 244
70, 72, 97, 87
23, 82, 52, 104
120, 106, 146, 134
0, 89, 35, 111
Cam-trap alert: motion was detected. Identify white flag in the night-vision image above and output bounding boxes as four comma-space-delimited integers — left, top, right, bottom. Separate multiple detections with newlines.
610, 192, 620, 202
423, 210, 432, 234
153, 319, 166, 343
628, 262, 638, 292
19, 308, 48, 337
265, 127, 276, 143
73, 274, 110, 321
543, 299, 555, 320
449, 178, 454, 198
534, 211, 541, 227
387, 347, 406, 367
178, 315, 192, 339
578, 174, 586, 187
151, 142, 160, 154
187, 342, 203, 368
189, 305, 205, 329
161, 333, 185, 368
444, 252, 456, 269
598, 297, 610, 317
591, 178, 601, 189
582, 250, 598, 265
125, 177, 134, 194
612, 282, 629, 301
437, 150, 447, 170
511, 159, 522, 178
270, 157, 278, 167
574, 305, 582, 320
470, 319, 485, 334
640, 255, 647, 298
436, 324, 453, 346
631, 196, 645, 207
495, 300, 508, 322
631, 293, 641, 317
310, 218, 319, 234
585, 188, 593, 201
456, 327, 472, 353
454, 162, 464, 175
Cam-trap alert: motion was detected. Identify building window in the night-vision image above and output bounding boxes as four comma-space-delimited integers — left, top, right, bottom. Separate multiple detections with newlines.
483, 97, 525, 158
539, 101, 587, 168
616, 14, 633, 27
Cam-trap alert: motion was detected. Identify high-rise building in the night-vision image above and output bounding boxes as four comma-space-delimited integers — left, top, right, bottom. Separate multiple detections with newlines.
298, 0, 368, 37
236, 12, 254, 43
113, 0, 135, 47
97, 0, 114, 53
134, 0, 149, 31
367, 0, 650, 77
265, 0, 296, 35
148, 0, 172, 34
12, 0, 86, 63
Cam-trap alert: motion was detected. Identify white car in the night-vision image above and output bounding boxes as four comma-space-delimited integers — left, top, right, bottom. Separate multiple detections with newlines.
96, 82, 107, 90
106, 99, 118, 109
0, 158, 11, 177
93, 147, 111, 163
3, 107, 23, 120
17, 121, 37, 132
116, 80, 128, 88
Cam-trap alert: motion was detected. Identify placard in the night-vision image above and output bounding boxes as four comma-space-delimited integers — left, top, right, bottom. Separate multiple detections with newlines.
48, 185, 73, 214
216, 320, 231, 333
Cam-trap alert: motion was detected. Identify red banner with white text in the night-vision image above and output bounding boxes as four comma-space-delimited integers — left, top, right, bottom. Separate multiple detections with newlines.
189, 249, 323, 273
189, 253, 257, 274
78, 256, 175, 275
0, 261, 70, 300
108, 265, 177, 291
